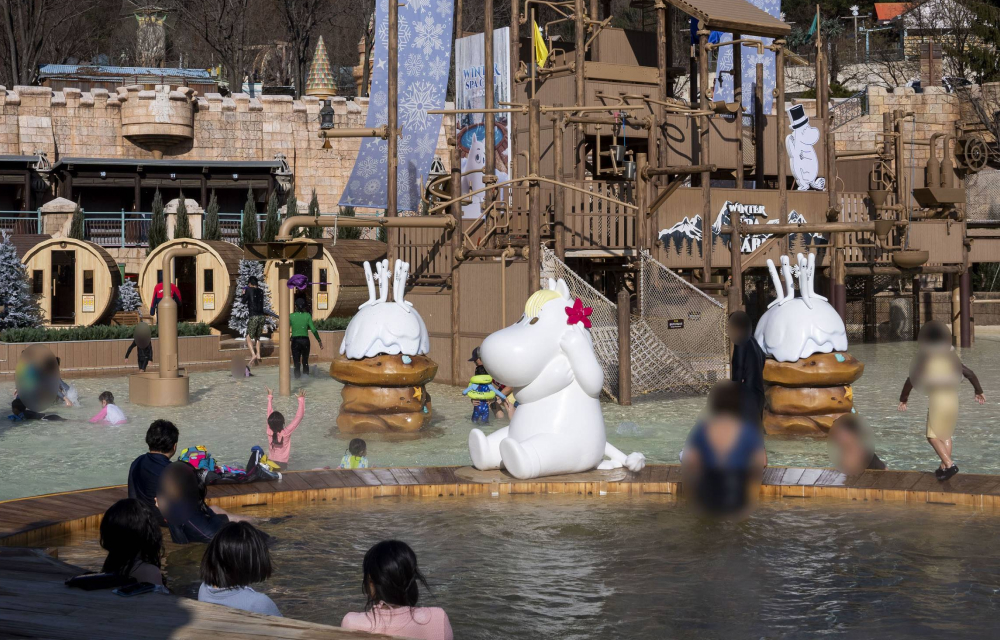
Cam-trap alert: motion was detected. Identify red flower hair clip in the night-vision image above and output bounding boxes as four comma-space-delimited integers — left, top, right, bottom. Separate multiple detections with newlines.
565, 297, 593, 329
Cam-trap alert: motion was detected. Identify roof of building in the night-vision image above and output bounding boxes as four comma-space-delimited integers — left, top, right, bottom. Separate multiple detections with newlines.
38, 64, 212, 81
874, 2, 912, 22
10, 234, 52, 260
661, 0, 790, 37
0, 155, 42, 166
52, 158, 284, 171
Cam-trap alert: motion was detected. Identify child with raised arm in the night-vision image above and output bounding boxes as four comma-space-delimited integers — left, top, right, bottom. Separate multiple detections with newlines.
265, 386, 305, 471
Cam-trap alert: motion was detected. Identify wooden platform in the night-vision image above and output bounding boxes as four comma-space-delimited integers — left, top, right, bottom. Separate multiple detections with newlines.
7, 465, 1000, 548
0, 547, 393, 640
453, 465, 630, 483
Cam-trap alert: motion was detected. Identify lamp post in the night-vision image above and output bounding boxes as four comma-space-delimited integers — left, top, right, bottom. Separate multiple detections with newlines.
320, 99, 335, 148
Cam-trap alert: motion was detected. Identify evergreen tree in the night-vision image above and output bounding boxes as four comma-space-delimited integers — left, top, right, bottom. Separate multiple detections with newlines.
116, 279, 143, 312
337, 205, 362, 240
306, 189, 323, 239
228, 260, 276, 336
69, 198, 85, 240
262, 190, 280, 242
173, 191, 191, 239
147, 189, 167, 255
240, 187, 259, 248
285, 187, 300, 236
957, 1, 1000, 84
203, 190, 221, 241
0, 232, 43, 329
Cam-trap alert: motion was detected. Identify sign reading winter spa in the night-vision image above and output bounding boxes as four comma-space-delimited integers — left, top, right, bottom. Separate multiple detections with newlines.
339, 0, 455, 212
658, 201, 824, 254
455, 27, 511, 218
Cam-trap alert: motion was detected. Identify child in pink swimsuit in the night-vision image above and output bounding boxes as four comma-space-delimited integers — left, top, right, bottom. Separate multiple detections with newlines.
265, 387, 305, 470
90, 391, 127, 425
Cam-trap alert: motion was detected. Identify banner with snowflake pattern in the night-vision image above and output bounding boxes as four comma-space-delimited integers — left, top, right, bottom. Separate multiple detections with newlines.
339, 0, 454, 212
711, 0, 779, 116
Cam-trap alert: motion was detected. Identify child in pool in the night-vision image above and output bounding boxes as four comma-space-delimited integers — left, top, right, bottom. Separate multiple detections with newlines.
898, 321, 985, 481
125, 338, 153, 372
339, 438, 369, 469
90, 391, 127, 425
265, 386, 305, 470
8, 397, 65, 421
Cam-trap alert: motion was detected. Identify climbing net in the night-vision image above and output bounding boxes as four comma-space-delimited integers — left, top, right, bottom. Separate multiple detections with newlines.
541, 247, 720, 401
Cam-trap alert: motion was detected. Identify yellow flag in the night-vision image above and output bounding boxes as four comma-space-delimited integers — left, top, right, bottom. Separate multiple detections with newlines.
533, 21, 549, 68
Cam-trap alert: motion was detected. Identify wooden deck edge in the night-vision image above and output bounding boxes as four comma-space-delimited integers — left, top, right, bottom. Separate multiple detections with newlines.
3, 465, 1000, 546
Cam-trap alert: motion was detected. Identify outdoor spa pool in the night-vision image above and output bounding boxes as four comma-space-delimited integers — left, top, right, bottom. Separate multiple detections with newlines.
4, 339, 1000, 501
48, 494, 1000, 638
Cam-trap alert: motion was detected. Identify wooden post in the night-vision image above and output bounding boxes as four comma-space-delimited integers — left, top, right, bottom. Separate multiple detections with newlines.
775, 42, 788, 255
455, 0, 463, 37
484, 0, 495, 182
553, 111, 566, 260
912, 274, 921, 341
509, 0, 519, 181
134, 175, 141, 211
450, 143, 463, 385
386, 0, 399, 261
657, 4, 668, 103
362, 13, 373, 96
575, 0, 586, 180
733, 33, 743, 189
754, 62, 764, 186
636, 153, 647, 254
528, 98, 542, 295
729, 205, 743, 312
951, 274, 960, 345
960, 268, 972, 348
698, 29, 712, 283
590, 0, 599, 59
617, 288, 632, 405
665, 4, 675, 97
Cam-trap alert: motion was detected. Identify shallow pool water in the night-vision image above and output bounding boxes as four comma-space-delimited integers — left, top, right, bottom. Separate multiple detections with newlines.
2, 338, 1000, 501
49, 495, 1000, 638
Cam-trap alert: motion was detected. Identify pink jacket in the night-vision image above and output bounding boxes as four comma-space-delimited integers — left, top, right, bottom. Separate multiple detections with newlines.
266, 395, 304, 463
341, 606, 453, 640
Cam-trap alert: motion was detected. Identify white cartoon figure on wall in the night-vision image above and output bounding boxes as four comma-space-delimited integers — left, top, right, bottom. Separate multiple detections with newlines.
461, 132, 486, 218
785, 104, 826, 191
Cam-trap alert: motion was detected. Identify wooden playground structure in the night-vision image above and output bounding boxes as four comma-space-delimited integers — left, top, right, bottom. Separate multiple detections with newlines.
265, 0, 1000, 401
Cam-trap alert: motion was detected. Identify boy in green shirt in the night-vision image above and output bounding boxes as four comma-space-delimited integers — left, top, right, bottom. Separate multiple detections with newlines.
290, 297, 323, 378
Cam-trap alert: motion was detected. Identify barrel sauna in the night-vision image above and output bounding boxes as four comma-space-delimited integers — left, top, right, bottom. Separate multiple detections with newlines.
263, 238, 386, 320
17, 235, 123, 326
139, 238, 243, 327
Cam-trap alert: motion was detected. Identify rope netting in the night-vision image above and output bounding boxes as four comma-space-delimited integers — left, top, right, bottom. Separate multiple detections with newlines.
540, 247, 720, 401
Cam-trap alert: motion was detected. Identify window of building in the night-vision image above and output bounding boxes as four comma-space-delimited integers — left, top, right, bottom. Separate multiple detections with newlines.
83, 270, 94, 294
204, 268, 214, 292
319, 269, 328, 292
32, 270, 43, 295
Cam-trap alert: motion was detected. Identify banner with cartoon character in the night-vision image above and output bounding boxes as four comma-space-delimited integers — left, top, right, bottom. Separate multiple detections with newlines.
658, 200, 824, 255
711, 0, 779, 116
455, 27, 511, 218
339, 0, 454, 212
786, 104, 826, 191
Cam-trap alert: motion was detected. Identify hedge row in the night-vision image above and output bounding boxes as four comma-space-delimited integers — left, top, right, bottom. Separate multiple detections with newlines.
0, 323, 212, 343
314, 317, 352, 331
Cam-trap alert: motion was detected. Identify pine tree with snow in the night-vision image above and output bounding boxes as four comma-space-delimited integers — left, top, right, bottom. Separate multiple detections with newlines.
147, 189, 167, 255
0, 232, 43, 329
306, 189, 323, 239
203, 190, 221, 241
116, 279, 143, 312
173, 191, 192, 239
262, 190, 280, 242
240, 187, 258, 248
69, 198, 85, 240
228, 260, 276, 336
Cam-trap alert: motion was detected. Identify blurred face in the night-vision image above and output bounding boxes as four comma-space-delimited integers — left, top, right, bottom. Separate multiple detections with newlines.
727, 321, 746, 344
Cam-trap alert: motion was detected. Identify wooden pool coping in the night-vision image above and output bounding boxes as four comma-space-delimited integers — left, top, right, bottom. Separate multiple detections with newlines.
5, 464, 1000, 547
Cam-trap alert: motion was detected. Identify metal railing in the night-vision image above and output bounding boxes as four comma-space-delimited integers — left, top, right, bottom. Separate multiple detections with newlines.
82, 211, 152, 247
830, 90, 869, 131
0, 210, 41, 235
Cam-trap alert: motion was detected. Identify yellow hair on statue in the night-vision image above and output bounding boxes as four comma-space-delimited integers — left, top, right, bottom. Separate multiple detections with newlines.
524, 288, 562, 318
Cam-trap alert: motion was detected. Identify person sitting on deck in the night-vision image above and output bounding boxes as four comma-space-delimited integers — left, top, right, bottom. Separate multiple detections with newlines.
156, 461, 254, 544
341, 540, 453, 640
100, 498, 166, 589
128, 419, 178, 525
8, 397, 65, 421
90, 391, 127, 425
682, 381, 767, 519
198, 521, 281, 616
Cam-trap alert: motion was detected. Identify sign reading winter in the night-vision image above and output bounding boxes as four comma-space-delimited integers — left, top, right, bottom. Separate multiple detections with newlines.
455, 27, 511, 218
658, 201, 824, 254
339, 0, 455, 212
711, 0, 779, 116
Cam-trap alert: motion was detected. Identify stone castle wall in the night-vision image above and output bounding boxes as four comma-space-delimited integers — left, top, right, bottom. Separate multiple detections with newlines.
0, 84, 454, 215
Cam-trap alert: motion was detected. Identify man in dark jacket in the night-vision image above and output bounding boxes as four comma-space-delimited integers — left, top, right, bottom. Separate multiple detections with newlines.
728, 311, 766, 430
243, 276, 267, 366
128, 419, 179, 525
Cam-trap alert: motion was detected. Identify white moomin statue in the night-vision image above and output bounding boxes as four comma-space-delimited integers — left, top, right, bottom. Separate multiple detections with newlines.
754, 252, 847, 363
460, 133, 487, 218
468, 279, 646, 479
785, 104, 826, 191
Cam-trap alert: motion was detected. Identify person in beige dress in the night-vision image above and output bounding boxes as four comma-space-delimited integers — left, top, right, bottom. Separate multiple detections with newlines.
898, 321, 984, 481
